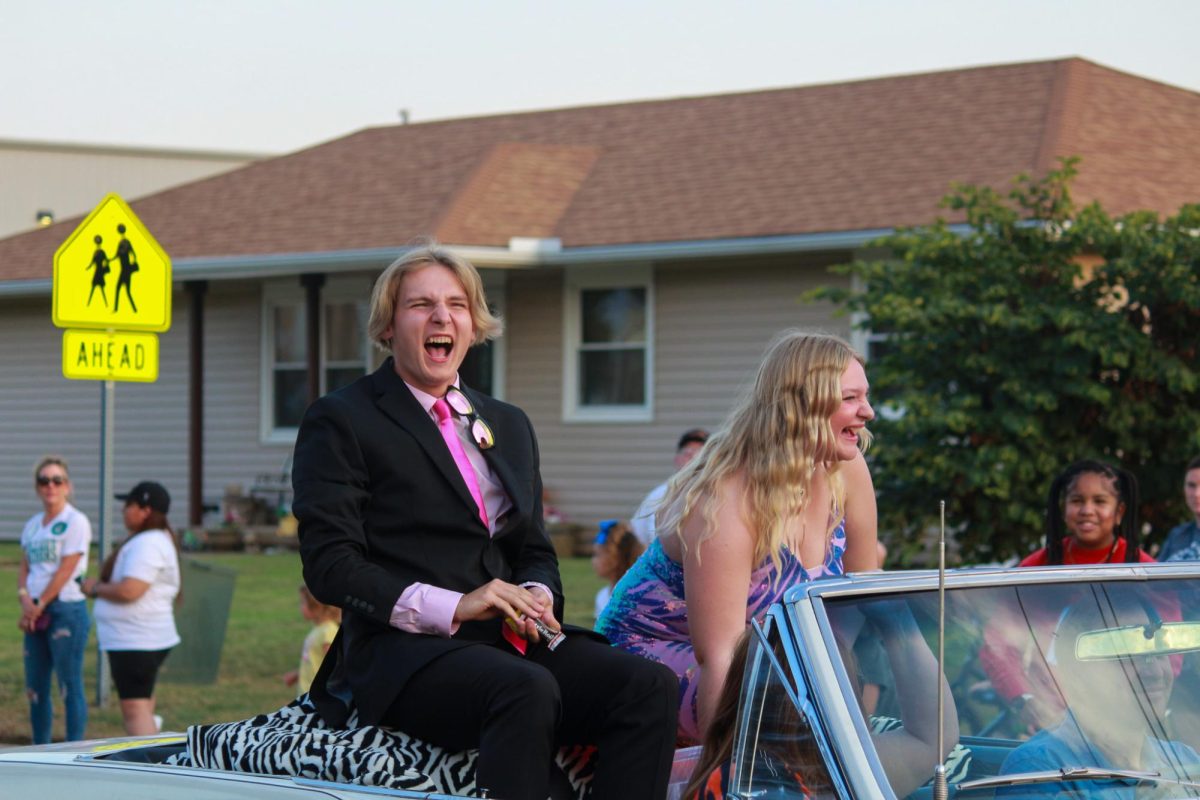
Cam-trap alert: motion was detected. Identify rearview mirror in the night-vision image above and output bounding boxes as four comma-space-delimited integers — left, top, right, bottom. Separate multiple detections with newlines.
1076, 621, 1200, 661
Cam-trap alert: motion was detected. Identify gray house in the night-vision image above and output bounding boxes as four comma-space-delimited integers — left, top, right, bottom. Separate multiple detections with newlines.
1, 57, 1197, 540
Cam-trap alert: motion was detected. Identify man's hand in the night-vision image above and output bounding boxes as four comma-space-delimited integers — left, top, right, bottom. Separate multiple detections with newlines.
453, 579, 547, 630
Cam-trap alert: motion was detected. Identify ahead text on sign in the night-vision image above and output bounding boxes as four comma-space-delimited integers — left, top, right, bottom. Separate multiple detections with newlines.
62, 330, 159, 383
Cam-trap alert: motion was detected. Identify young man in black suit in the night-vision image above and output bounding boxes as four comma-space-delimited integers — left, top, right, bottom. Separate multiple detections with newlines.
293, 244, 678, 800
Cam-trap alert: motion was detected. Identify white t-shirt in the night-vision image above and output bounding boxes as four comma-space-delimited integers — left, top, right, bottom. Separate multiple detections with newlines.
630, 482, 668, 548
594, 584, 613, 621
93, 529, 181, 651
21, 503, 91, 602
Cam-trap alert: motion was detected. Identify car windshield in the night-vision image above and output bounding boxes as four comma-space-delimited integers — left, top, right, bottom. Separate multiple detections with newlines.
823, 578, 1200, 800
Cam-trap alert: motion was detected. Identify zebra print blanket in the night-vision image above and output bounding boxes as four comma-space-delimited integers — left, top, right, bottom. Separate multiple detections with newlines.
176, 694, 595, 798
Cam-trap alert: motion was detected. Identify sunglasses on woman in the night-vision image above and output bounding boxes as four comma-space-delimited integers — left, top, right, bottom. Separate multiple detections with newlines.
444, 386, 496, 450
37, 475, 67, 487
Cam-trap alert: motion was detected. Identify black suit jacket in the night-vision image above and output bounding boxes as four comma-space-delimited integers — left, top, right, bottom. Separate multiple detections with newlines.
293, 359, 563, 726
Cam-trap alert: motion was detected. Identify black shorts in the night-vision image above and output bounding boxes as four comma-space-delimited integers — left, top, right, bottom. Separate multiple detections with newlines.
107, 648, 172, 700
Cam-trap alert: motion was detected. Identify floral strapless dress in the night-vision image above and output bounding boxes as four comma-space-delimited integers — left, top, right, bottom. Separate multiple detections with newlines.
596, 522, 846, 742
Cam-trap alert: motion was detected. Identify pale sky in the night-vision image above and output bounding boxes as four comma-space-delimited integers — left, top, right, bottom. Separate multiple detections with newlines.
3, 1, 1197, 155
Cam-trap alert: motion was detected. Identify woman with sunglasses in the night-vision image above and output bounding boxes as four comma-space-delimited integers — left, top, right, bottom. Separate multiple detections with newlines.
18, 455, 92, 743
597, 330, 878, 743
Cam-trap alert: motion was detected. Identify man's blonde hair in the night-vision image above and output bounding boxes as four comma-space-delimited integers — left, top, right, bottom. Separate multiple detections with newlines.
367, 243, 503, 351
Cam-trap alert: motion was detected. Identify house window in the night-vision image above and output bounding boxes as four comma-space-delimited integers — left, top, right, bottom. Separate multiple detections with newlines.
563, 265, 653, 422
262, 280, 373, 442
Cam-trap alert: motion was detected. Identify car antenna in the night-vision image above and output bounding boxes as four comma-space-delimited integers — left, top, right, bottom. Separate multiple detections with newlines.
933, 499, 948, 800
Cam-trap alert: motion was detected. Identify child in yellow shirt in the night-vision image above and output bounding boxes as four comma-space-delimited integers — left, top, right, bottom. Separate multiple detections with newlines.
282, 585, 341, 695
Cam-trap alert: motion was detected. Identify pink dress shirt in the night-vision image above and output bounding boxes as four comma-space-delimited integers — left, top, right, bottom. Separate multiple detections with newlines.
389, 379, 552, 637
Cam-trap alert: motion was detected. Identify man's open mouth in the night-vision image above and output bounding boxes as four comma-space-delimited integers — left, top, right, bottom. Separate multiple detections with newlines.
425, 335, 453, 361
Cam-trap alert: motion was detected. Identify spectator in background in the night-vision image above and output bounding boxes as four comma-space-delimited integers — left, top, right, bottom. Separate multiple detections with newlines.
283, 585, 342, 696
629, 428, 709, 547
980, 460, 1153, 733
590, 520, 644, 621
1020, 460, 1152, 568
1160, 456, 1200, 562
82, 481, 182, 735
18, 455, 92, 743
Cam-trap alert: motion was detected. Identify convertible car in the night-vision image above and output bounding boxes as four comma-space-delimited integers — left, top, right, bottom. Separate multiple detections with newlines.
3, 562, 1199, 799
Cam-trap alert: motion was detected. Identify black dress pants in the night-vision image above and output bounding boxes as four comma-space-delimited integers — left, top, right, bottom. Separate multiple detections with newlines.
382, 634, 679, 800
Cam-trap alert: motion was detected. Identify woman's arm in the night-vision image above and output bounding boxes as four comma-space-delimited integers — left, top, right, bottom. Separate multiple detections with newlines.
36, 552, 84, 607
683, 475, 756, 738
840, 452, 879, 572
17, 555, 35, 630
861, 603, 960, 797
83, 576, 151, 603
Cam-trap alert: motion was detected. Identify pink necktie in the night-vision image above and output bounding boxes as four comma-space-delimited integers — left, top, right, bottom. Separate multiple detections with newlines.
433, 398, 489, 528
434, 397, 526, 655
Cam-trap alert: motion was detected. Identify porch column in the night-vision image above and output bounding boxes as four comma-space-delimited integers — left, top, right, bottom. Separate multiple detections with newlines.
185, 280, 208, 528
301, 273, 326, 404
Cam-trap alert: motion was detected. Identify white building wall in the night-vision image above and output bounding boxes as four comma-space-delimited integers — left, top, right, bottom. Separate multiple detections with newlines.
0, 140, 261, 238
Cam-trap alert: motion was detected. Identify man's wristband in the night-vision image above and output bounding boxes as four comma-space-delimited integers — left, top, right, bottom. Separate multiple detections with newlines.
17, 587, 29, 599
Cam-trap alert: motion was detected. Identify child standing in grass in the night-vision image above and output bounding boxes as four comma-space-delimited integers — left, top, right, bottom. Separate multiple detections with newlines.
283, 585, 342, 696
591, 520, 644, 621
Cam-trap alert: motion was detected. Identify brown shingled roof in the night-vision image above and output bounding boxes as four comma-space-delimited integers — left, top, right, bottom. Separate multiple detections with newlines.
3, 57, 1197, 283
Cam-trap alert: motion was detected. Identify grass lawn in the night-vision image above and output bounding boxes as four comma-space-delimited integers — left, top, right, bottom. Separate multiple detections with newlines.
0, 542, 605, 744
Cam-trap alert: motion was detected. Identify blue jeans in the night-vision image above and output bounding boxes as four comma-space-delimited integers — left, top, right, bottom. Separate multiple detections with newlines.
24, 599, 90, 743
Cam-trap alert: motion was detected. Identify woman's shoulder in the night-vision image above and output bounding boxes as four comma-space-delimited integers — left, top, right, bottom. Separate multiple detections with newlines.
60, 504, 92, 531
126, 529, 176, 553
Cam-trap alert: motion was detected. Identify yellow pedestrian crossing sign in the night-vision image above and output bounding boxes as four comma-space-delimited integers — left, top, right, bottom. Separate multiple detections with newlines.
52, 193, 171, 332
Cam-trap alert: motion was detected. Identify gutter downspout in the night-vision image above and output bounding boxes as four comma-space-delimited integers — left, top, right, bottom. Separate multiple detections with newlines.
186, 280, 207, 528
301, 273, 326, 405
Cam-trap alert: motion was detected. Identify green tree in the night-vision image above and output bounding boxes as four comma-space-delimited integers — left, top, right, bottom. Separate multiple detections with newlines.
814, 159, 1200, 564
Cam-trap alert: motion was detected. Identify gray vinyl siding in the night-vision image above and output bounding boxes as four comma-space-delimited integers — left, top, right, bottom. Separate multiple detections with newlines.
0, 296, 111, 541
1, 280, 291, 542
2, 253, 854, 543
505, 252, 853, 530
201, 280, 295, 507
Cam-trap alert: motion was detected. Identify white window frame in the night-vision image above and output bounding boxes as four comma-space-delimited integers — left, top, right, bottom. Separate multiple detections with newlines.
561, 263, 654, 423
259, 277, 374, 444
848, 274, 904, 421
478, 270, 507, 401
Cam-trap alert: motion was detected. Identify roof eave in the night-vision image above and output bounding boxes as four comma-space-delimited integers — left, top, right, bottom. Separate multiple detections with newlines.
1, 226, 971, 298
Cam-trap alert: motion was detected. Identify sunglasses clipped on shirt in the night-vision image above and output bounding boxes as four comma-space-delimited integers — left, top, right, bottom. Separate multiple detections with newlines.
37, 475, 67, 487
444, 386, 496, 451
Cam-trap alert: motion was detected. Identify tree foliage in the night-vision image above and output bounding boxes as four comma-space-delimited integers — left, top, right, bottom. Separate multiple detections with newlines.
814, 159, 1200, 564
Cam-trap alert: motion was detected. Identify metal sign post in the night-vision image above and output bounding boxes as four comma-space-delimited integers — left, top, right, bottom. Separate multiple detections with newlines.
97, 379, 115, 706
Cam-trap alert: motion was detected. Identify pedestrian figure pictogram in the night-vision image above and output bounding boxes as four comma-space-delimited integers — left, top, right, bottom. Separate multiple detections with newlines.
112, 223, 139, 313
52, 193, 171, 333
86, 235, 111, 307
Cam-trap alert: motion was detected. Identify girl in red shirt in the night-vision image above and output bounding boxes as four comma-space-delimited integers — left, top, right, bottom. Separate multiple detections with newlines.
1020, 460, 1153, 567
981, 460, 1154, 733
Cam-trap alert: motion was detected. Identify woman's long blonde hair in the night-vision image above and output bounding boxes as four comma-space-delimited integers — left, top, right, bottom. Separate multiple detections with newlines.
658, 331, 870, 574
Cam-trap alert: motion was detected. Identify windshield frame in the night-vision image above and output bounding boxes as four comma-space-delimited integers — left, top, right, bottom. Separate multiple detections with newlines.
782, 562, 1200, 799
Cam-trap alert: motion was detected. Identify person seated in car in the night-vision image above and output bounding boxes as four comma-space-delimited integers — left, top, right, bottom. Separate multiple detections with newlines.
998, 594, 1200, 797
682, 599, 960, 799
